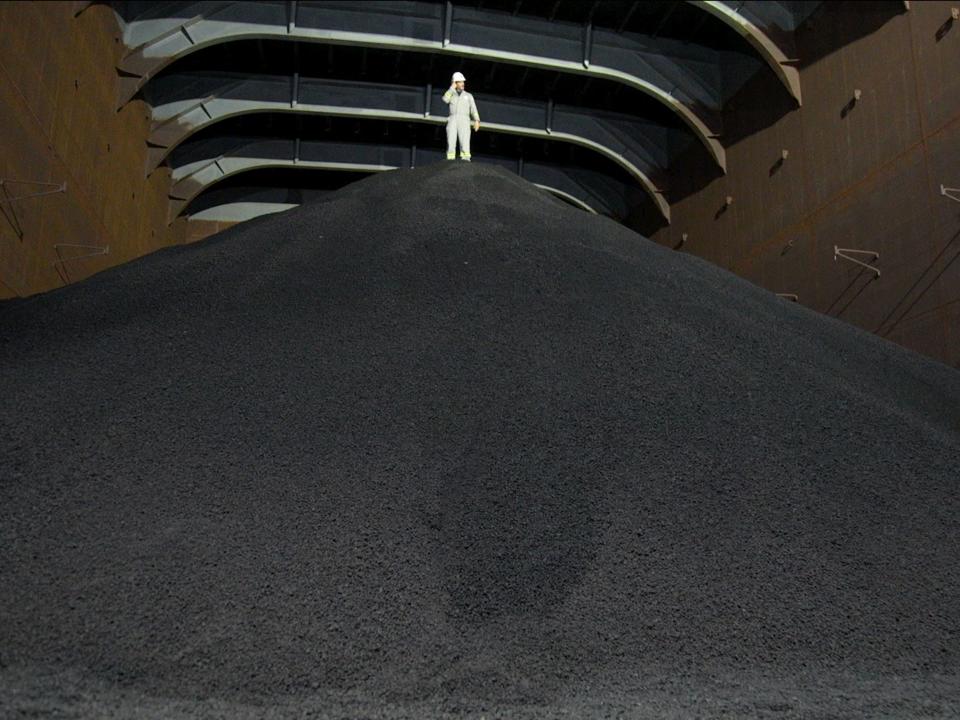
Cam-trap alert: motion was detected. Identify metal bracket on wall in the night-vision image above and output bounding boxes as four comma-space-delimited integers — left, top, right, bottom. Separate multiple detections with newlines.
52, 243, 109, 268
0, 179, 67, 239
127, 14, 205, 56
941, 184, 960, 203
0, 179, 67, 204
776, 293, 799, 302
834, 246, 880, 278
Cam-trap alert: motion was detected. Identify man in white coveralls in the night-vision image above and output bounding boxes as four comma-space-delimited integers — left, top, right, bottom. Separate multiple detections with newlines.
443, 71, 480, 160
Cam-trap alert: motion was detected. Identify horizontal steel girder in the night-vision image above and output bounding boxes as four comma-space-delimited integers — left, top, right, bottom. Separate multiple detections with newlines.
187, 184, 596, 223
166, 140, 630, 222
114, 0, 731, 172
147, 74, 672, 223
185, 183, 334, 214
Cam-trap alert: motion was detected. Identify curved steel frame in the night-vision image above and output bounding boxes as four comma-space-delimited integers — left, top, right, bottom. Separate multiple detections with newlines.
190, 201, 299, 222
100, 1, 818, 233
113, 1, 730, 171
171, 160, 601, 221
147, 77, 671, 222
689, 0, 802, 105
166, 143, 620, 222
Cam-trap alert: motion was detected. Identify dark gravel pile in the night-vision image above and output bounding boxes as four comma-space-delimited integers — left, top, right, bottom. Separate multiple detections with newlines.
2, 162, 959, 718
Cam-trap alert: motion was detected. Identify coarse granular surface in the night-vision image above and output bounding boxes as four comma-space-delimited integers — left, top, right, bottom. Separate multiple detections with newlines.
2, 162, 959, 719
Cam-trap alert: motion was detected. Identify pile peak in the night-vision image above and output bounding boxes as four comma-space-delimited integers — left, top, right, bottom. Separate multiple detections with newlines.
2, 160, 959, 718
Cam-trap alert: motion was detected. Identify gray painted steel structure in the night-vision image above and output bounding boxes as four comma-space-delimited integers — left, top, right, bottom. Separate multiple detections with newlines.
145, 73, 673, 221
99, 0, 820, 227
691, 1, 807, 105
114, 0, 742, 168
188, 184, 596, 223
166, 138, 623, 220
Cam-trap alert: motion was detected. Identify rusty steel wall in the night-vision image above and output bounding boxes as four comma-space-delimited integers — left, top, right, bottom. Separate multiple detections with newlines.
0, 2, 229, 300
652, 1, 960, 369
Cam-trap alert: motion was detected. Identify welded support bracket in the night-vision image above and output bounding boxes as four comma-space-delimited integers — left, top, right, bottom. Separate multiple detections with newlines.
180, 21, 198, 45
52, 243, 109, 267
941, 184, 960, 203
410, 144, 417, 169
0, 179, 67, 204
583, 22, 593, 68
545, 98, 554, 134
118, 13, 205, 107
293, 137, 300, 164
424, 84, 432, 117
776, 293, 799, 302
834, 246, 880, 278
0, 179, 67, 239
443, 1, 452, 47
169, 156, 225, 201
291, 72, 299, 108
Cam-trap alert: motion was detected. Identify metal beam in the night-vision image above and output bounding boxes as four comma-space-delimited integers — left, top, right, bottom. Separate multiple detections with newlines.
115, 2, 728, 171
146, 83, 671, 223
686, 0, 802, 105
187, 183, 596, 223
190, 202, 299, 222
167, 149, 609, 223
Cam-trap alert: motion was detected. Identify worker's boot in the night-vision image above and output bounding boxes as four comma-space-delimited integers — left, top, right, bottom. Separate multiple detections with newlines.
460, 152, 471, 162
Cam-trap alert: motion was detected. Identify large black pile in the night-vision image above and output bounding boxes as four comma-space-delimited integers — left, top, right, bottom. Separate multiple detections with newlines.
2, 162, 959, 718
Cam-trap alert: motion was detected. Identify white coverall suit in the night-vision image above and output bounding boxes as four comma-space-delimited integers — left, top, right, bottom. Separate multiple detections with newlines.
442, 87, 480, 160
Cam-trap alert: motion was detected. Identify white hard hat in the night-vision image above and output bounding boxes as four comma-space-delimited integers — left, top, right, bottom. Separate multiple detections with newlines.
452, 72, 466, 82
